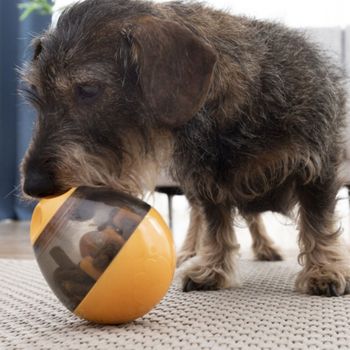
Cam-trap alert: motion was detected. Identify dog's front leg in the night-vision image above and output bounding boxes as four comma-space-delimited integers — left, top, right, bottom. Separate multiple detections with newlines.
180, 202, 240, 292
296, 179, 350, 296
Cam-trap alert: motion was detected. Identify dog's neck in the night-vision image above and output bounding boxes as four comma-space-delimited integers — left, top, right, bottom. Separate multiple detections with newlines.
119, 128, 174, 197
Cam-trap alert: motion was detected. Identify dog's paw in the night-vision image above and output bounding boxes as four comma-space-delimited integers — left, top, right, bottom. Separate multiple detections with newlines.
296, 265, 350, 297
305, 278, 350, 297
176, 250, 196, 267
183, 277, 220, 292
179, 257, 240, 292
309, 280, 350, 297
254, 245, 283, 262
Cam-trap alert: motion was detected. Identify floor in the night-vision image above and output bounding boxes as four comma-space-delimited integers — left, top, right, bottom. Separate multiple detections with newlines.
0, 221, 32, 259
1, 188, 349, 259
3, 257, 350, 350
1, 189, 350, 350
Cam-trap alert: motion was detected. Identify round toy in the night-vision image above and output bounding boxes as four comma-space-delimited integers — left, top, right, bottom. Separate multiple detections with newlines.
30, 186, 176, 324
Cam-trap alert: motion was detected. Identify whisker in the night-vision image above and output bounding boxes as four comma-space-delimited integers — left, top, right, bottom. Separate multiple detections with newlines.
18, 85, 44, 109
4, 184, 22, 199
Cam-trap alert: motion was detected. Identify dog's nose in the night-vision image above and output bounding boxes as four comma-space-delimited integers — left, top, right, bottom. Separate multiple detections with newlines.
23, 169, 57, 198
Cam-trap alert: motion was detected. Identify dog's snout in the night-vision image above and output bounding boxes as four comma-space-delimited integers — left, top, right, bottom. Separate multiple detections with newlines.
23, 169, 57, 198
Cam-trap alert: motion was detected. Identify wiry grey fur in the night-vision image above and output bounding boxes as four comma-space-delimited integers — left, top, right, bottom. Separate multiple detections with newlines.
21, 0, 349, 296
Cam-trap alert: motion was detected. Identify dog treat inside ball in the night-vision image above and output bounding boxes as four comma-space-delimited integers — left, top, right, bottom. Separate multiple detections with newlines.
30, 187, 175, 324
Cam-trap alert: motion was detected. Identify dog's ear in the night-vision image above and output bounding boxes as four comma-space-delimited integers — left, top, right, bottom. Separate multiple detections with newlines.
125, 16, 216, 127
31, 37, 43, 60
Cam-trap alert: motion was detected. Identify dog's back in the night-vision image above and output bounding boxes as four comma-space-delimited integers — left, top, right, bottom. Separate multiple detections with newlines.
155, 2, 347, 211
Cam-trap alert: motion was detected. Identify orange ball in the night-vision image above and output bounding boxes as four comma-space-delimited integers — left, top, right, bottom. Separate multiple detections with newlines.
30, 187, 175, 324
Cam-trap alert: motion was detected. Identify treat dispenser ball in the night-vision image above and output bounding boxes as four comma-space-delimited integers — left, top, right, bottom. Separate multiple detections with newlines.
30, 187, 176, 324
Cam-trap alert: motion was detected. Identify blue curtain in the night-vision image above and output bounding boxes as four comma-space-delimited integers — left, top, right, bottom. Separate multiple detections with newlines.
0, 1, 50, 220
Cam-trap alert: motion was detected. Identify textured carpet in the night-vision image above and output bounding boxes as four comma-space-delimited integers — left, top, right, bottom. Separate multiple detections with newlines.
1, 258, 350, 350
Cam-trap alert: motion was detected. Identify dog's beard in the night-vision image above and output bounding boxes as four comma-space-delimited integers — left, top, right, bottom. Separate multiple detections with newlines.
52, 143, 143, 197
53, 132, 173, 198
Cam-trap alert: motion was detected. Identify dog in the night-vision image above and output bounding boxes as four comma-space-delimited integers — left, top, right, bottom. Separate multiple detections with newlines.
21, 0, 349, 296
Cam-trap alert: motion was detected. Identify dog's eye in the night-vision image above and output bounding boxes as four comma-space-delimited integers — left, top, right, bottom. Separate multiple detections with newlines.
76, 85, 100, 102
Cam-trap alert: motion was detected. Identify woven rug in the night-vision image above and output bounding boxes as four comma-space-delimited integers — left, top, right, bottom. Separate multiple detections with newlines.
1, 258, 350, 350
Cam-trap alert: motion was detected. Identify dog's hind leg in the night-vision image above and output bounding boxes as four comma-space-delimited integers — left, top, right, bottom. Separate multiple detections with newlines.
177, 203, 202, 266
245, 214, 283, 261
180, 201, 240, 292
296, 177, 350, 296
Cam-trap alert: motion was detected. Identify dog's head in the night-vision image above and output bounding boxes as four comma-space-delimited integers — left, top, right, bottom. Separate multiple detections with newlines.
20, 0, 216, 198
